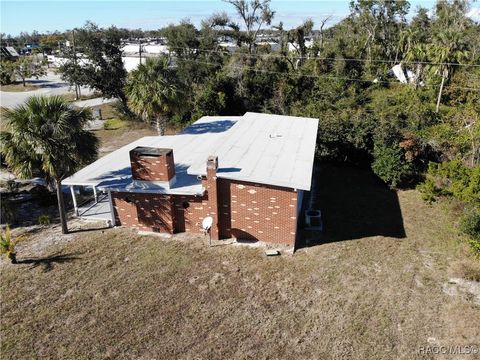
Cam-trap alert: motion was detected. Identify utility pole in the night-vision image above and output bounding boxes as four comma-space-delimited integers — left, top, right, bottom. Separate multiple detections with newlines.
139, 38, 142, 66
71, 29, 81, 100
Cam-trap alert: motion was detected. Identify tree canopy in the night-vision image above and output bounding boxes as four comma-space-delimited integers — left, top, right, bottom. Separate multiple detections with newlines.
0, 96, 99, 233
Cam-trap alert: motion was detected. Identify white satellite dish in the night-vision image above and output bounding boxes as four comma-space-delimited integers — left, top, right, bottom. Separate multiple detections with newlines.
202, 216, 214, 246
202, 216, 213, 231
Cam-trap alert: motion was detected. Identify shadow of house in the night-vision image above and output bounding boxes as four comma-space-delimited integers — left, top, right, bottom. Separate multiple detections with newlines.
217, 167, 242, 174
230, 228, 260, 243
18, 252, 81, 272
92, 164, 199, 190
302, 164, 406, 245
181, 120, 237, 134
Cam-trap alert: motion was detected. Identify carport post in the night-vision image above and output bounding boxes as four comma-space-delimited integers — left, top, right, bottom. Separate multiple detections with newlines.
93, 186, 98, 204
107, 191, 116, 227
70, 186, 78, 216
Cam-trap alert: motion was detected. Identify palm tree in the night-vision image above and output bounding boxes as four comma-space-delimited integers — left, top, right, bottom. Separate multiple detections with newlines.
125, 57, 184, 135
396, 27, 418, 63
428, 30, 469, 113
405, 43, 428, 87
0, 96, 98, 234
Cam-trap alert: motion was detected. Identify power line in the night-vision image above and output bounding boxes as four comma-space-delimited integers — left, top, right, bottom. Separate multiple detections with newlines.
167, 45, 480, 68
178, 58, 480, 91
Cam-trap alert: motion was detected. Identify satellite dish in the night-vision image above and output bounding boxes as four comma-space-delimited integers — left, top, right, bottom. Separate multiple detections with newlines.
202, 216, 213, 231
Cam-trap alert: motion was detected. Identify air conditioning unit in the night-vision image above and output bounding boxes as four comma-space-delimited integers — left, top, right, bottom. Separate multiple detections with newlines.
305, 209, 322, 229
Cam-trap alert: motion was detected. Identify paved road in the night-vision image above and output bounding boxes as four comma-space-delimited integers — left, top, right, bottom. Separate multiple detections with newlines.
0, 71, 94, 108
72, 97, 116, 108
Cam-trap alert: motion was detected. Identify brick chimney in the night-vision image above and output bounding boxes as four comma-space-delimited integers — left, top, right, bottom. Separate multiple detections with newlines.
205, 155, 219, 240
206, 155, 218, 177
130, 147, 175, 183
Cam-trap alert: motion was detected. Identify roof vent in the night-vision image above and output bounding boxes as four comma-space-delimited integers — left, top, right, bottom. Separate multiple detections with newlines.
269, 133, 283, 139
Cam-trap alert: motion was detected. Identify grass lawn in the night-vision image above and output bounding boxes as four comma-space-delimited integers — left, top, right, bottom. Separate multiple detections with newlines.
90, 103, 179, 156
93, 122, 157, 156
1, 165, 479, 359
0, 83, 40, 92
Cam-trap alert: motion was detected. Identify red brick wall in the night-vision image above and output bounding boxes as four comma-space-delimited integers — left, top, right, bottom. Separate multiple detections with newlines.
111, 192, 174, 233
227, 180, 297, 246
217, 179, 232, 239
173, 195, 208, 234
111, 179, 298, 246
130, 150, 175, 182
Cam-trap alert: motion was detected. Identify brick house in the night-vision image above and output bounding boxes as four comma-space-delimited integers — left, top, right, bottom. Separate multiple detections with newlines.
63, 113, 319, 247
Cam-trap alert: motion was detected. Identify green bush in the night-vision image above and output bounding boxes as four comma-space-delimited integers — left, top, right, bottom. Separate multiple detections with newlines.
371, 143, 412, 188
460, 206, 480, 256
0, 197, 17, 224
420, 161, 480, 254
31, 185, 56, 207
418, 161, 480, 203
0, 61, 15, 85
417, 177, 439, 203
38, 214, 51, 225
112, 100, 138, 121
104, 118, 127, 130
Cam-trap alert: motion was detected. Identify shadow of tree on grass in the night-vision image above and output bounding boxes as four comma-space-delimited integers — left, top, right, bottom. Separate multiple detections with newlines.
17, 253, 81, 272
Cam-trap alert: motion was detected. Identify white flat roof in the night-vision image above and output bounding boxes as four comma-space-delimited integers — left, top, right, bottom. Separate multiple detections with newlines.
188, 113, 318, 190
62, 112, 318, 193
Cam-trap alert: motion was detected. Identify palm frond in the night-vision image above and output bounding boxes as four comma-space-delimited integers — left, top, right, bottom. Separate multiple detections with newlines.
0, 95, 99, 181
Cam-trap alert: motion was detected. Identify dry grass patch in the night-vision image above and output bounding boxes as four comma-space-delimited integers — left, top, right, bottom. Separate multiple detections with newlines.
93, 120, 180, 156
0, 83, 39, 92
1, 166, 479, 359
93, 122, 157, 156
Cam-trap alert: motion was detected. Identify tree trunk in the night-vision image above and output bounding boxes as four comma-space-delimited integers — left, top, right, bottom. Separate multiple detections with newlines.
156, 115, 166, 136
119, 92, 129, 109
415, 64, 422, 89
55, 178, 68, 234
435, 68, 447, 113
22, 77, 26, 87
155, 116, 161, 135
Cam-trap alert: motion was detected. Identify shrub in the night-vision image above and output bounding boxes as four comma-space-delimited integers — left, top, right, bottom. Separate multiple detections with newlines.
417, 177, 438, 203
371, 143, 412, 188
460, 206, 480, 255
5, 179, 19, 193
38, 214, 51, 225
112, 100, 138, 121
31, 185, 55, 206
0, 197, 17, 224
419, 161, 480, 254
104, 118, 127, 130
0, 61, 15, 85
420, 161, 479, 203
0, 225, 19, 263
